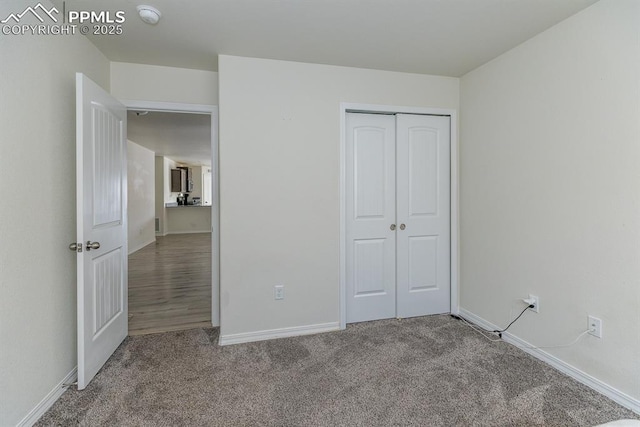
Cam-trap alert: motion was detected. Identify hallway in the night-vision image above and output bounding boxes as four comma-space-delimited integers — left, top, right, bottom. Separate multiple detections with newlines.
128, 233, 212, 335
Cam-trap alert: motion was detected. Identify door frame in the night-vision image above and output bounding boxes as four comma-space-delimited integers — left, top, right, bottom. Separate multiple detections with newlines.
121, 99, 220, 327
339, 102, 459, 329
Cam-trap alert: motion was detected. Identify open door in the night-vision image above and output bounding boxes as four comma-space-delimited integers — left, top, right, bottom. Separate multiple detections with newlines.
74, 73, 128, 389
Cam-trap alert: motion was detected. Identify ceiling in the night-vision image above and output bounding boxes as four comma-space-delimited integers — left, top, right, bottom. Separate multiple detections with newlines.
54, 0, 597, 77
61, 0, 596, 164
127, 111, 211, 166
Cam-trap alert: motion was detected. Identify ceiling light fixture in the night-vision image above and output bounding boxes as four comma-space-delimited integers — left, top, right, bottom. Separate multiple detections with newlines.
136, 5, 161, 25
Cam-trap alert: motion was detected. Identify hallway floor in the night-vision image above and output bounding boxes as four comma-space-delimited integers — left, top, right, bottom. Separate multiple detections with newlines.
128, 233, 212, 335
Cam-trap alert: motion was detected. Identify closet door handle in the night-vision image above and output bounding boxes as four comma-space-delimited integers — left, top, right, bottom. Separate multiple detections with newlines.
400, 224, 406, 230
390, 224, 396, 231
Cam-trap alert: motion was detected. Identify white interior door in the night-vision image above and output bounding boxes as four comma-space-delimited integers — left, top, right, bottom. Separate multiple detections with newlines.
396, 114, 450, 317
75, 73, 128, 390
345, 113, 396, 323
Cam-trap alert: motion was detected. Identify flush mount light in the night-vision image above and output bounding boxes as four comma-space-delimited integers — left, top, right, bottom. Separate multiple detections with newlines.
136, 5, 161, 25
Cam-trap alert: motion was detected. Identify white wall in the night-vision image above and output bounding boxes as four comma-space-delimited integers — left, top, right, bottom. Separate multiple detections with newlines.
218, 55, 459, 337
127, 141, 156, 254
460, 0, 640, 401
154, 156, 166, 235
110, 62, 218, 105
0, 1, 111, 424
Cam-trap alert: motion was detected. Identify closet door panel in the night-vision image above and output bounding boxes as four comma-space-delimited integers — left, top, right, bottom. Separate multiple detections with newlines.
396, 114, 450, 318
345, 113, 397, 323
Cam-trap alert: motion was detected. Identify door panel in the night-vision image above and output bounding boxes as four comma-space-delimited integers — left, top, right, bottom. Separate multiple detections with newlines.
408, 129, 438, 216
408, 236, 438, 291
92, 248, 123, 335
355, 130, 387, 218
76, 73, 128, 390
92, 107, 123, 226
396, 114, 450, 318
345, 113, 396, 323
354, 239, 388, 296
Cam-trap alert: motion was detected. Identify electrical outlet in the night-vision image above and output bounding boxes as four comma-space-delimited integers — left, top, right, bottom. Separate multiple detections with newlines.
588, 315, 602, 338
274, 285, 284, 300
524, 294, 539, 313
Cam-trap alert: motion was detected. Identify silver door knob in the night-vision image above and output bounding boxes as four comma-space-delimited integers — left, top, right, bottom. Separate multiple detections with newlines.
400, 224, 406, 230
86, 241, 100, 251
69, 242, 83, 252
390, 224, 396, 231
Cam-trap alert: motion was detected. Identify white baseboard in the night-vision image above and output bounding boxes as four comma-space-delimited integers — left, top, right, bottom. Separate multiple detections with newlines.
219, 322, 340, 346
127, 237, 156, 255
165, 230, 211, 235
17, 367, 77, 427
458, 308, 640, 415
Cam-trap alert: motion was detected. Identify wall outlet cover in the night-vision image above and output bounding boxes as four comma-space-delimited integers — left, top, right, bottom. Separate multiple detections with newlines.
274, 285, 284, 300
528, 294, 539, 313
588, 315, 602, 338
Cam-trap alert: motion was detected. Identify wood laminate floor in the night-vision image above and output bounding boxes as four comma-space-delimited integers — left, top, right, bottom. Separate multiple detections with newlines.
128, 233, 212, 335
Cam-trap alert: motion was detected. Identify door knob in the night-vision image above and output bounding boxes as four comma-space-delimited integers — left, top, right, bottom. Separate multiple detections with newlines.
400, 224, 406, 230
390, 224, 396, 231
86, 241, 100, 251
69, 242, 83, 252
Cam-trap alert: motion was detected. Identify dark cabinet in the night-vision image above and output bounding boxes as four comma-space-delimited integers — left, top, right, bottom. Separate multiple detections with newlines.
171, 168, 186, 192
171, 167, 194, 193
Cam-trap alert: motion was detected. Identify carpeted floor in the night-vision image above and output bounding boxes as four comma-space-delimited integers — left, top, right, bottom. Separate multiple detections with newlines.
37, 315, 638, 426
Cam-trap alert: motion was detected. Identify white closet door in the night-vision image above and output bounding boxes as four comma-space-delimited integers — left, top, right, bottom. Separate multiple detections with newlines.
345, 113, 397, 323
395, 114, 450, 317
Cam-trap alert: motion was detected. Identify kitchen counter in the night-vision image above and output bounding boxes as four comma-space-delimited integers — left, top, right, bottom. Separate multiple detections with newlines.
164, 203, 212, 233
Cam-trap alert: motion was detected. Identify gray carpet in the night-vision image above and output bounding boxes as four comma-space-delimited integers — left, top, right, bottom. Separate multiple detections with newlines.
37, 315, 638, 426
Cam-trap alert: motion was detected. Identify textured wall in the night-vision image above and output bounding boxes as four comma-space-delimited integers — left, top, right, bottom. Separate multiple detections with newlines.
460, 0, 640, 401
127, 141, 156, 253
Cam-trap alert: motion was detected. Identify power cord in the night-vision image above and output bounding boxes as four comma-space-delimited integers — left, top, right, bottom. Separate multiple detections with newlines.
492, 304, 534, 338
451, 314, 592, 349
512, 329, 591, 350
451, 314, 503, 342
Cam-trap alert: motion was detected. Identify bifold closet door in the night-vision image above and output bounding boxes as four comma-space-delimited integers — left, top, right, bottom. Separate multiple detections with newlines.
345, 112, 451, 324
396, 114, 450, 317
345, 113, 397, 323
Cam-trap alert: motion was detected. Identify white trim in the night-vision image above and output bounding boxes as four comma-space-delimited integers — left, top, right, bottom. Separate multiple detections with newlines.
210, 108, 220, 327
339, 105, 347, 329
121, 99, 220, 328
128, 237, 156, 255
458, 308, 640, 415
164, 230, 212, 235
219, 322, 341, 346
121, 99, 216, 114
339, 103, 460, 329
449, 111, 459, 316
17, 367, 77, 427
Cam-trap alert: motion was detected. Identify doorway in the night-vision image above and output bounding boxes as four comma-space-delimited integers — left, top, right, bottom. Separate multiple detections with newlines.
123, 101, 219, 333
339, 103, 459, 328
